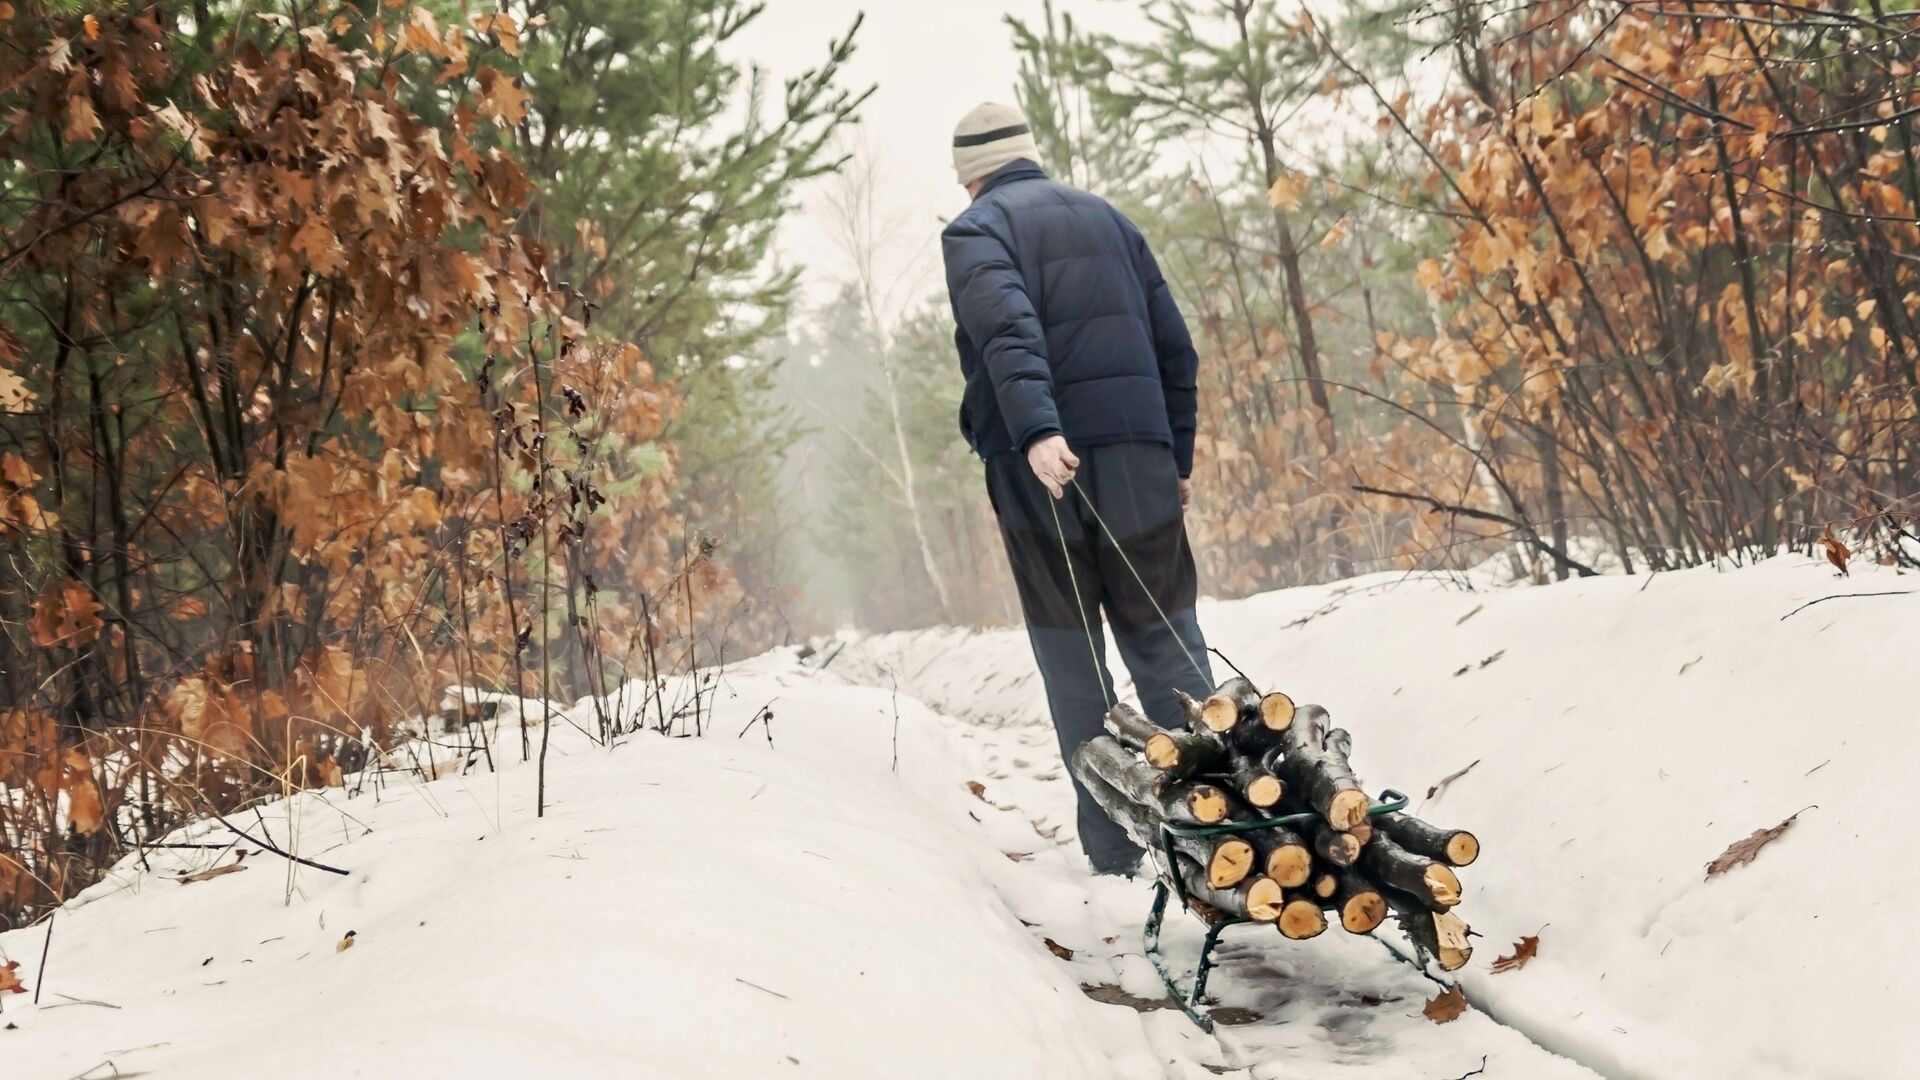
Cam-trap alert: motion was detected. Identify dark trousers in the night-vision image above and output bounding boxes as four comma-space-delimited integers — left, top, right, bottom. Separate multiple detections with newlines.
985, 441, 1214, 872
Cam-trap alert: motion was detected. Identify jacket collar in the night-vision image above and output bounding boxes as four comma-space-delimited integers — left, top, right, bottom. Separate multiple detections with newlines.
975, 159, 1047, 199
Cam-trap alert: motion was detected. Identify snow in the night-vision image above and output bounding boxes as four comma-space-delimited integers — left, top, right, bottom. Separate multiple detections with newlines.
5, 553, 1915, 1079
834, 555, 1920, 1080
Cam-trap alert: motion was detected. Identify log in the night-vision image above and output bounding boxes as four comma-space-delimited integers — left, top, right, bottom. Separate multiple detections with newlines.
1258, 691, 1296, 733
1200, 677, 1275, 752
1276, 705, 1369, 830
1225, 755, 1286, 809
1307, 819, 1363, 869
1310, 871, 1339, 900
1387, 891, 1473, 971
1252, 826, 1313, 888
1074, 737, 1229, 825
1200, 676, 1262, 733
1103, 702, 1163, 751
1328, 874, 1388, 934
1145, 728, 1230, 782
1078, 767, 1253, 887
1277, 894, 1329, 940
1178, 858, 1287, 922
1376, 812, 1480, 867
1358, 832, 1463, 911
1171, 688, 1210, 734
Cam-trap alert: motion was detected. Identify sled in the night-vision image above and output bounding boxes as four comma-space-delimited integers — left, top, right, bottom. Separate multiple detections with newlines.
1141, 788, 1410, 1032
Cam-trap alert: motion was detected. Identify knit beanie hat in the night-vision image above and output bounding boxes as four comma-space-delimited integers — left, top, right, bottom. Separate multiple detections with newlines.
953, 102, 1041, 185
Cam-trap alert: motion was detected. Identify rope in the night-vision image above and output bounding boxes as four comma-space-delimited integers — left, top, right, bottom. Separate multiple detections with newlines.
1047, 491, 1114, 711
1067, 476, 1210, 684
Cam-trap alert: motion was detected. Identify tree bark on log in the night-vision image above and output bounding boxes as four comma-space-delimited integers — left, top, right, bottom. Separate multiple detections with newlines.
1078, 768, 1253, 887
1103, 701, 1163, 751
1376, 812, 1480, 867
1226, 755, 1285, 808
1073, 736, 1230, 825
1171, 688, 1210, 734
1276, 705, 1369, 829
1358, 832, 1463, 911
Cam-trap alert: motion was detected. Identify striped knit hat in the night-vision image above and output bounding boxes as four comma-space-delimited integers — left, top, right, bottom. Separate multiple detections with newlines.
952, 102, 1041, 185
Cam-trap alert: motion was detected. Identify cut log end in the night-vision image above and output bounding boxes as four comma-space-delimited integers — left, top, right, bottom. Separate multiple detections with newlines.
1200, 694, 1240, 734
1433, 912, 1472, 970
1266, 843, 1313, 888
1425, 863, 1463, 908
1278, 898, 1328, 940
1258, 691, 1296, 731
1349, 819, 1374, 845
1144, 733, 1180, 770
1311, 873, 1338, 900
1447, 832, 1481, 867
1246, 877, 1287, 921
1328, 789, 1371, 831
1245, 774, 1285, 808
1342, 892, 1388, 934
1208, 839, 1255, 889
1186, 785, 1230, 825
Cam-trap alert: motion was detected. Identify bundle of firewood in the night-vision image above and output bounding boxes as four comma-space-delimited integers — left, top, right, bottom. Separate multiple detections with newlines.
1070, 677, 1478, 970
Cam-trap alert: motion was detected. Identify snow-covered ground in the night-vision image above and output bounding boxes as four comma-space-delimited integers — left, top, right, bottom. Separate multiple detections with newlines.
834, 555, 1920, 1080
4, 554, 1915, 1078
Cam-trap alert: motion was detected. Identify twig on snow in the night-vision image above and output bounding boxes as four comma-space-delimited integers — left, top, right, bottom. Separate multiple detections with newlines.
735, 977, 790, 1000
221, 819, 348, 876
735, 700, 776, 748
1439, 1057, 1488, 1080
1778, 591, 1912, 620
33, 911, 53, 1005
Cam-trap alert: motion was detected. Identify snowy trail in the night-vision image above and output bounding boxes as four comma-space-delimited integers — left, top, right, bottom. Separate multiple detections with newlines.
810, 652, 1600, 1080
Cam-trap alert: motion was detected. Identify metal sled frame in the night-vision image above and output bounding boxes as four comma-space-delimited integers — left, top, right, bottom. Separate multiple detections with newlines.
1142, 788, 1409, 1032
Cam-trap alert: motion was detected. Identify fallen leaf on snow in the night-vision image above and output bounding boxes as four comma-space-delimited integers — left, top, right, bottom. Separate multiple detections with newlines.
0, 959, 26, 995
1491, 934, 1539, 973
1043, 937, 1074, 961
966, 780, 987, 800
336, 930, 357, 953
1706, 809, 1810, 879
1424, 984, 1467, 1023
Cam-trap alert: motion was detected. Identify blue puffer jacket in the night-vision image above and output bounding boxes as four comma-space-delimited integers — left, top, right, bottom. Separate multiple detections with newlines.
942, 160, 1200, 477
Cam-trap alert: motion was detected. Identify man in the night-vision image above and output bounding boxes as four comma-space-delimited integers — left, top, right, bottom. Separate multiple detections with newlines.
941, 102, 1214, 875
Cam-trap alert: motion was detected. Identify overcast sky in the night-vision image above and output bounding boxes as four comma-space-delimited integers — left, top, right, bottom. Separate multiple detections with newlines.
732, 0, 1158, 319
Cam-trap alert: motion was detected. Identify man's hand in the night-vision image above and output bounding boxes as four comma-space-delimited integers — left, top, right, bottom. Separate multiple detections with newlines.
1179, 478, 1192, 508
1027, 435, 1080, 499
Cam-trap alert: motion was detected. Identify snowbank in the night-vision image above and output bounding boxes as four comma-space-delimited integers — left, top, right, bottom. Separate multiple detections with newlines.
0, 659, 1161, 1080
833, 555, 1920, 1080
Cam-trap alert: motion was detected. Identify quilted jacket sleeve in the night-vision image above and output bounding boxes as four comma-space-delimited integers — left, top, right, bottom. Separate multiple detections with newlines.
942, 210, 1060, 452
